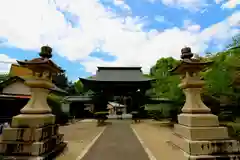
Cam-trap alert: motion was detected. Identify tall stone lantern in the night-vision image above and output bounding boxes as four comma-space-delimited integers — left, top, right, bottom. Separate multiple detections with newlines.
0, 46, 67, 159
170, 47, 240, 159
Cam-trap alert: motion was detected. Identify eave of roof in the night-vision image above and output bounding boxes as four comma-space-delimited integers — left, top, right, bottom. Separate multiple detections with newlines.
63, 96, 93, 102
108, 102, 125, 107
81, 66, 155, 82
0, 94, 31, 99
80, 77, 155, 83
97, 66, 142, 70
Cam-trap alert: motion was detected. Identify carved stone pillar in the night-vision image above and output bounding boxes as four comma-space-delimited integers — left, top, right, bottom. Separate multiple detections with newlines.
0, 46, 67, 159
169, 47, 240, 159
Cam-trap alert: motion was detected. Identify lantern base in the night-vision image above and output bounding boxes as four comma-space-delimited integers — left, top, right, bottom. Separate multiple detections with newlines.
168, 138, 240, 160
0, 114, 66, 159
0, 142, 67, 160
11, 114, 55, 128
170, 111, 240, 158
173, 124, 228, 141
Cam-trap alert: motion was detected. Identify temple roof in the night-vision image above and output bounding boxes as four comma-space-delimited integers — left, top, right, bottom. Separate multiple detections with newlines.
108, 102, 125, 107
80, 67, 154, 82
0, 76, 67, 95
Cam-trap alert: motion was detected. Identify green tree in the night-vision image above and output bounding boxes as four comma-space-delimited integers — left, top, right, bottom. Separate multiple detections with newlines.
203, 51, 234, 97
74, 80, 84, 93
150, 57, 183, 102
52, 72, 68, 89
0, 74, 9, 83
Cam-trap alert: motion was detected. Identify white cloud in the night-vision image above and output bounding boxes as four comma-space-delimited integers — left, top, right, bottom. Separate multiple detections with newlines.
148, 0, 209, 11
183, 20, 201, 32
112, 0, 131, 11
149, 0, 240, 11
0, 54, 16, 73
154, 15, 165, 22
0, 0, 239, 75
215, 0, 223, 4
221, 0, 240, 9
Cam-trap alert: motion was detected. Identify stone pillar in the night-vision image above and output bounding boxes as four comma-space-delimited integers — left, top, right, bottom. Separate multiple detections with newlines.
0, 46, 67, 159
123, 106, 127, 114
170, 47, 240, 159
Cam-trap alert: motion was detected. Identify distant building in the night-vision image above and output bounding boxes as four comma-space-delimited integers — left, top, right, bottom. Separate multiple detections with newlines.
0, 64, 67, 122
107, 102, 126, 115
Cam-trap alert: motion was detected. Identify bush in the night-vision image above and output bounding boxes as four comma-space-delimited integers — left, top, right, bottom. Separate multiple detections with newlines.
147, 110, 164, 120
94, 111, 108, 119
47, 94, 69, 125
94, 111, 108, 126
221, 122, 240, 138
218, 111, 235, 122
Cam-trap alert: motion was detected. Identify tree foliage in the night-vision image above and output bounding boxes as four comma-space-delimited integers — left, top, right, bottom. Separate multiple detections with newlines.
147, 34, 240, 120
149, 57, 183, 103
149, 34, 240, 101
0, 74, 9, 83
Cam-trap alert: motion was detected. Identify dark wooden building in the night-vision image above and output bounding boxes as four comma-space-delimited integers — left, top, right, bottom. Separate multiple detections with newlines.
80, 67, 155, 112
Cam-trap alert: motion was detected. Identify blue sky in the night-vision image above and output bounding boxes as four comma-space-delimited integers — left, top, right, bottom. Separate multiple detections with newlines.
0, 0, 239, 81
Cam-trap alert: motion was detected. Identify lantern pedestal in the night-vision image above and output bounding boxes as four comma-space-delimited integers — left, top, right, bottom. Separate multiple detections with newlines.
0, 76, 66, 158
170, 77, 240, 159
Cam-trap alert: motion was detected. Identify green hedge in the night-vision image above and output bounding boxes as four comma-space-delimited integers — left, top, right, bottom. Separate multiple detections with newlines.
47, 94, 68, 125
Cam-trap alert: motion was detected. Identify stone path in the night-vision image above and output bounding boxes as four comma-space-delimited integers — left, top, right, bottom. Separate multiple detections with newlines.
57, 122, 105, 160
81, 121, 150, 160
131, 120, 183, 160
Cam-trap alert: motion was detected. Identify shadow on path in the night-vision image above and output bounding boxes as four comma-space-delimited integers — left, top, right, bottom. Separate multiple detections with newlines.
81, 121, 150, 160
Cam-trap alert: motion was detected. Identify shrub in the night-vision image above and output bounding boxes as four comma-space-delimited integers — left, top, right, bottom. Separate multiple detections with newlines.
218, 111, 235, 122
147, 110, 163, 120
221, 122, 240, 138
47, 94, 69, 125
94, 111, 108, 126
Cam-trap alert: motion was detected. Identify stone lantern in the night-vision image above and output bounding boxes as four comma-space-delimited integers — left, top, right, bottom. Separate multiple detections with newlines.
169, 47, 240, 159
0, 46, 67, 159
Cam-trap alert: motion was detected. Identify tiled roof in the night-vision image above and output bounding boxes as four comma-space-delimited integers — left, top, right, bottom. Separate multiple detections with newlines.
81, 67, 154, 82
0, 76, 67, 94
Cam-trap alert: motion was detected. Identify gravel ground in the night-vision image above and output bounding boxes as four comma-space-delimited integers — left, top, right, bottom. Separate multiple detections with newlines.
57, 121, 105, 160
131, 120, 183, 160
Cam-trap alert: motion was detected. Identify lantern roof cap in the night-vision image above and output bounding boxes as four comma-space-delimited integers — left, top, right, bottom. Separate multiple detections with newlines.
170, 47, 213, 74
16, 46, 64, 73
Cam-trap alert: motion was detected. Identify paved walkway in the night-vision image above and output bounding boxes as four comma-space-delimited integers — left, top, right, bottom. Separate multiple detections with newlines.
81, 121, 150, 160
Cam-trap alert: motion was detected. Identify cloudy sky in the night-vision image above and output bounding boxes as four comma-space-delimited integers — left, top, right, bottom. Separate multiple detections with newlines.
0, 0, 239, 81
